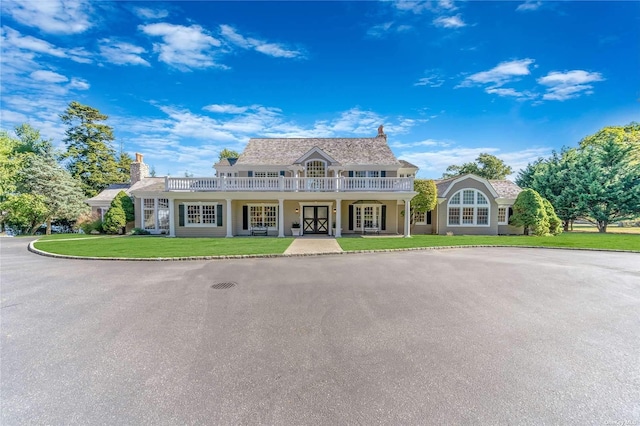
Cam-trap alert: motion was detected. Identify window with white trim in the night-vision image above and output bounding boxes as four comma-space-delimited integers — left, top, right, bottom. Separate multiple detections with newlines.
447, 189, 491, 226
249, 204, 278, 229
184, 203, 218, 227
498, 206, 513, 225
415, 211, 426, 224
143, 198, 170, 232
353, 204, 381, 231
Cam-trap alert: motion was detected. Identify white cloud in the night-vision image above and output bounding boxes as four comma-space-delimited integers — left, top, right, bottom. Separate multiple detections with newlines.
219, 25, 303, 58
414, 73, 445, 87
433, 14, 466, 28
67, 78, 90, 90
1, 26, 92, 64
140, 22, 225, 71
458, 58, 535, 88
390, 139, 449, 149
537, 70, 604, 101
393, 1, 435, 14
438, 0, 457, 10
99, 39, 150, 66
485, 87, 536, 100
516, 1, 542, 12
1, 0, 92, 34
367, 22, 395, 37
204, 104, 250, 114
399, 146, 551, 179
133, 7, 169, 20
30, 70, 68, 83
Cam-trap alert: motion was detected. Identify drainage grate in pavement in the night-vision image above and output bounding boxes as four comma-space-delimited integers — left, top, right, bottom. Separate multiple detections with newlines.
211, 282, 237, 290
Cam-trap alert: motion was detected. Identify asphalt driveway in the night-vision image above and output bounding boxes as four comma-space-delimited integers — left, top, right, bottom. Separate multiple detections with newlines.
1, 237, 639, 425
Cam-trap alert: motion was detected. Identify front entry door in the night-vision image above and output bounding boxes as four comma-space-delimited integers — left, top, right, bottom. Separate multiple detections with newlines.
303, 206, 329, 234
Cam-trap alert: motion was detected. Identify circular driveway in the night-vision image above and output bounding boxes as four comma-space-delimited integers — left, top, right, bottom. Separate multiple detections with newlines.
2, 237, 639, 424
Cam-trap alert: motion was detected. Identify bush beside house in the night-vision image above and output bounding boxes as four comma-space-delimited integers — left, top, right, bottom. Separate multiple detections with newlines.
510, 188, 562, 236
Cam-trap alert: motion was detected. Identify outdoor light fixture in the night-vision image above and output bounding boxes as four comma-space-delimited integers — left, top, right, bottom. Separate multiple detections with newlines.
333, 208, 337, 213
295, 208, 299, 213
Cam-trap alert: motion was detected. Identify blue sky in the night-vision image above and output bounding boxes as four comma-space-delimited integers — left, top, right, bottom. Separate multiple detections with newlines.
1, 1, 638, 179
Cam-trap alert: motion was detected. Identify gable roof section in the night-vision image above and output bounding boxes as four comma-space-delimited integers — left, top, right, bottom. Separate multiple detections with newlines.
294, 146, 339, 165
236, 137, 401, 166
437, 174, 500, 198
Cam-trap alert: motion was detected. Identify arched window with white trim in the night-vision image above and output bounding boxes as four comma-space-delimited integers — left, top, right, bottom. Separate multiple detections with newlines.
305, 160, 326, 177
447, 189, 490, 226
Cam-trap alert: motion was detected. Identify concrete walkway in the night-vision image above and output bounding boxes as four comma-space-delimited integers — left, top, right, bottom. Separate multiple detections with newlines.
284, 236, 343, 255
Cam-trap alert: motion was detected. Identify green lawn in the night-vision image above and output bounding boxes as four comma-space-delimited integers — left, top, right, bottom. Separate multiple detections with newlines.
33, 236, 295, 258
337, 233, 640, 252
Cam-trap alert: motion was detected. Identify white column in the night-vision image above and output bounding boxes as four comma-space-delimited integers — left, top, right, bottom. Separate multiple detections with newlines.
168, 199, 175, 237
278, 198, 285, 237
225, 199, 233, 237
404, 199, 411, 238
335, 200, 342, 237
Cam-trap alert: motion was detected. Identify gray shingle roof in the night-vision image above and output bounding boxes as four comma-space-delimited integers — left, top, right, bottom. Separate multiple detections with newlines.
489, 180, 522, 199
129, 177, 166, 193
236, 137, 401, 166
86, 184, 130, 203
399, 159, 418, 169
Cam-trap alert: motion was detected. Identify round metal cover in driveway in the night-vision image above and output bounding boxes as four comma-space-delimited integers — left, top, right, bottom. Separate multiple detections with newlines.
211, 282, 237, 290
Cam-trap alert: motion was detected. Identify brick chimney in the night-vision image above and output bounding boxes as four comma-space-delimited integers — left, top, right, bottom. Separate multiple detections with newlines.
130, 152, 149, 184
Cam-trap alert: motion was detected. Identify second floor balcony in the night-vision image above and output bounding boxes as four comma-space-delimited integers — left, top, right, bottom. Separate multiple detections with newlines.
165, 176, 414, 193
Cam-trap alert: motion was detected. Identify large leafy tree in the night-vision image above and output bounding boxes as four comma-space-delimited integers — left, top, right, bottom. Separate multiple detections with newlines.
579, 122, 639, 165
443, 153, 513, 180
409, 179, 437, 228
1, 124, 53, 202
0, 193, 48, 235
60, 101, 122, 197
18, 154, 90, 234
570, 137, 640, 232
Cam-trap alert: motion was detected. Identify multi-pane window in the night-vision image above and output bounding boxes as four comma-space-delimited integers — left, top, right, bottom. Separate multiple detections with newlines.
143, 198, 155, 230
448, 207, 460, 225
477, 207, 489, 225
447, 189, 491, 226
185, 203, 218, 227
462, 207, 474, 224
498, 207, 507, 224
415, 211, 426, 224
143, 198, 171, 232
306, 160, 326, 178
497, 206, 512, 225
249, 204, 278, 229
353, 204, 381, 231
254, 171, 278, 178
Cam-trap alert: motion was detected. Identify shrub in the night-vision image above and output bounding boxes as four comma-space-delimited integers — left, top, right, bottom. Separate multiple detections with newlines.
131, 228, 150, 235
510, 189, 549, 236
103, 204, 126, 234
113, 191, 134, 222
543, 198, 563, 235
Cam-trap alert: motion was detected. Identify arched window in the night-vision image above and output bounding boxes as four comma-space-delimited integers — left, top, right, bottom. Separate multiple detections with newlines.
447, 189, 490, 226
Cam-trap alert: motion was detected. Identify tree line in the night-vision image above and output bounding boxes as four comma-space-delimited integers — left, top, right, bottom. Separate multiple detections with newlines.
516, 123, 639, 233
1, 101, 132, 234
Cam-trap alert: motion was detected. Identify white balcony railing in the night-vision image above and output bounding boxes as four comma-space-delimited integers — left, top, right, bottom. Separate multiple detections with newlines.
165, 176, 414, 192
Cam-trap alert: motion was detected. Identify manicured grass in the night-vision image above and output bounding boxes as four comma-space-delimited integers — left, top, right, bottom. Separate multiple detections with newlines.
37, 233, 111, 240
337, 233, 640, 252
33, 236, 295, 258
570, 224, 640, 234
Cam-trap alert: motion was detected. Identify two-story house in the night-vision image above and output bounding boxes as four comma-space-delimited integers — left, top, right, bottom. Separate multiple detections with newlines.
128, 127, 419, 237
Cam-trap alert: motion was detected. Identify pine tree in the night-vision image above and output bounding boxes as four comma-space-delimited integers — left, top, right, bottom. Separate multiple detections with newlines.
113, 190, 135, 222
60, 101, 122, 197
